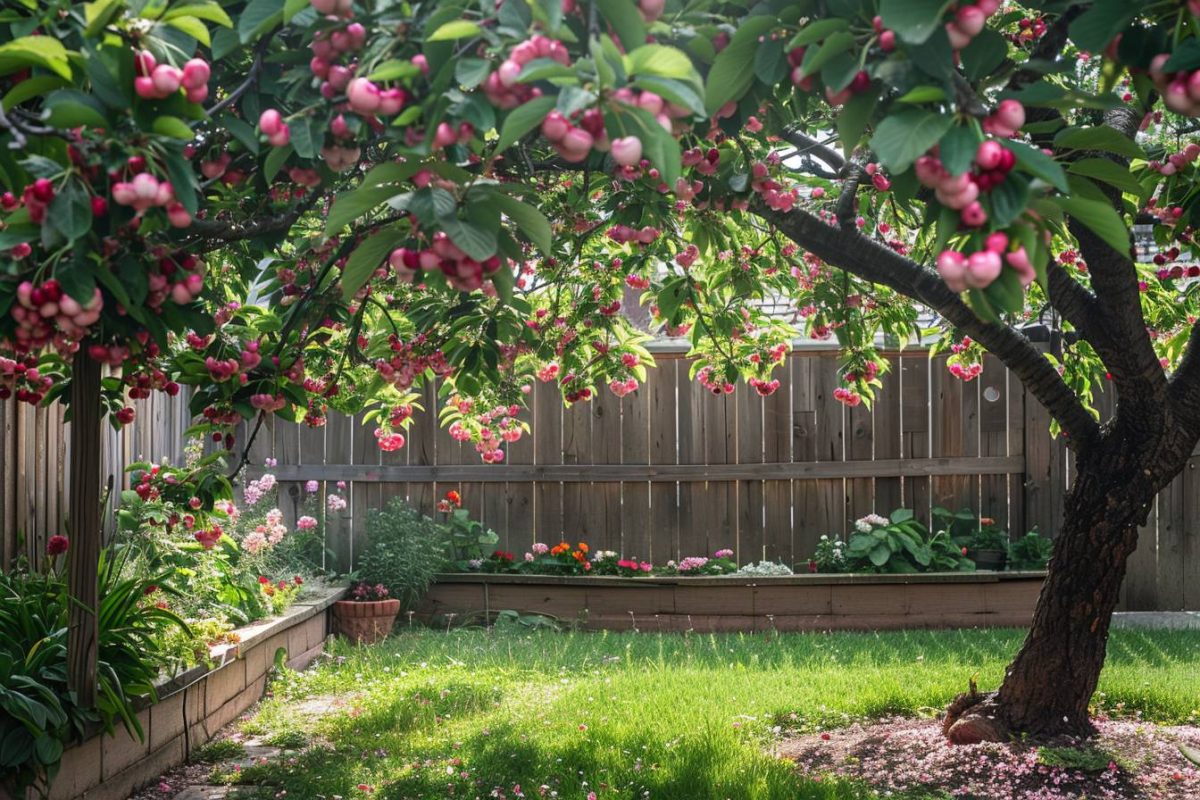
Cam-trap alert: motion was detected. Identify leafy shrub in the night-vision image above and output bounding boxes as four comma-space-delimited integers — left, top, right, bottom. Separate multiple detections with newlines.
355, 498, 449, 609
0, 547, 188, 796
1009, 529, 1054, 570
810, 535, 848, 572
844, 510, 974, 573
735, 561, 794, 576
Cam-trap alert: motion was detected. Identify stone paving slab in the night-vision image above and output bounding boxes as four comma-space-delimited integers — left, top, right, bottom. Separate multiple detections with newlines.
1112, 611, 1200, 629
172, 787, 230, 800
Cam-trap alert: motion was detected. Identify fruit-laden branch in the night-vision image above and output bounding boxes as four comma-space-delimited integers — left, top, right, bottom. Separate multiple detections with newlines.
754, 200, 1102, 449
187, 190, 326, 248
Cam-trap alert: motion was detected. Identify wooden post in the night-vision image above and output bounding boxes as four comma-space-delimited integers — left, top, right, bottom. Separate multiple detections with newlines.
67, 348, 101, 707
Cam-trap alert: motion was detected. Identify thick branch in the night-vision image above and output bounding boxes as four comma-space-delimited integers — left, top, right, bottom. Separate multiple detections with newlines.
1170, 321, 1200, 433
187, 190, 325, 247
779, 128, 845, 174
754, 202, 1101, 449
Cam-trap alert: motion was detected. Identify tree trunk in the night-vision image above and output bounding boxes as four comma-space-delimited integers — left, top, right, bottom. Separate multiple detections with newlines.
66, 348, 102, 708
945, 444, 1177, 743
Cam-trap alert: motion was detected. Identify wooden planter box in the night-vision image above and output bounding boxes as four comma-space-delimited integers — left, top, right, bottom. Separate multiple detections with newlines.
416, 572, 1046, 632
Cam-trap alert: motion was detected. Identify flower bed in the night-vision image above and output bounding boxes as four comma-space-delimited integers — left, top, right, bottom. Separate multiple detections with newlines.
415, 571, 1046, 633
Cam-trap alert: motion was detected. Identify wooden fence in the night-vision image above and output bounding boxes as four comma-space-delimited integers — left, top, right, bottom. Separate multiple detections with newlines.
2, 346, 1198, 610
0, 386, 192, 571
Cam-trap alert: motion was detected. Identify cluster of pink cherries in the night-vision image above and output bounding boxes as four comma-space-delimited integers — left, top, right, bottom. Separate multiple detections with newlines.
133, 51, 210, 103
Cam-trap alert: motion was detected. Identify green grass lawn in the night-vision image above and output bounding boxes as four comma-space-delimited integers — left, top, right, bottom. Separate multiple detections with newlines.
223, 627, 1200, 799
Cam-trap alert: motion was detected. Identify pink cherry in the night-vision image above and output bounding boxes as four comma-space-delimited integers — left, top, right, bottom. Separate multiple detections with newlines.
610, 136, 643, 167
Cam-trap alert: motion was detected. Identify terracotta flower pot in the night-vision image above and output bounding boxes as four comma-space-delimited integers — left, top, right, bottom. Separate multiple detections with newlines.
333, 598, 401, 644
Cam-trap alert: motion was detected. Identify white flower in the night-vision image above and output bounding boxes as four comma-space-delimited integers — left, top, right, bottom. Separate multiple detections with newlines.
735, 561, 793, 576
854, 519, 873, 533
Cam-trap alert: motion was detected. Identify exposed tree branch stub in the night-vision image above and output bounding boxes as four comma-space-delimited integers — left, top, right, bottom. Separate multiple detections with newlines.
753, 200, 1101, 449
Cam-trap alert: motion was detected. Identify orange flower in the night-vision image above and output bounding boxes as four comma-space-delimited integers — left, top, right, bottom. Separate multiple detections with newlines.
551, 543, 569, 556
446, 490, 462, 506
573, 550, 586, 563
577, 542, 589, 554
980, 517, 995, 526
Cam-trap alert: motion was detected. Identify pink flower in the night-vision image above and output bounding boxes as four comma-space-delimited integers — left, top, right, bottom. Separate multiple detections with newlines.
46, 535, 69, 556
297, 516, 318, 530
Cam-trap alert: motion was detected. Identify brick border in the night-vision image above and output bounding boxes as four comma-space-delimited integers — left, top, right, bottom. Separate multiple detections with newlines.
32, 588, 345, 800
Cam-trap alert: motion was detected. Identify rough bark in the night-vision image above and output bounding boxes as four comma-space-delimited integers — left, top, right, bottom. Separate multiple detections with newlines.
66, 348, 102, 708
945, 423, 1197, 742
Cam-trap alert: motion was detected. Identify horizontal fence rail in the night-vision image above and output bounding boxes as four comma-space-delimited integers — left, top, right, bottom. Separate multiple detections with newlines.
2, 346, 1198, 612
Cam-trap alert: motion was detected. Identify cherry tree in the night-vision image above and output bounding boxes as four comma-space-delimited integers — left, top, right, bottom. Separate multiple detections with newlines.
3, 0, 1200, 744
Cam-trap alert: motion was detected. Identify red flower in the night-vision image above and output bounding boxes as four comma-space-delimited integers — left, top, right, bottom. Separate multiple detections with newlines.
46, 535, 69, 556
445, 489, 462, 507
807, 559, 818, 573
294, 575, 304, 585
144, 584, 159, 595
258, 575, 269, 584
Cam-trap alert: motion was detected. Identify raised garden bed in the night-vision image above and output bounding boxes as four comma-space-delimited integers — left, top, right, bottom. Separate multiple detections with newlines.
35, 587, 345, 800
416, 572, 1046, 632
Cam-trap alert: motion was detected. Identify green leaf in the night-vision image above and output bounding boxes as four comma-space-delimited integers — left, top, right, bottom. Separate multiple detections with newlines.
704, 15, 775, 116
961, 29, 1007, 81
1001, 139, 1069, 193
263, 143, 292, 182
868, 109, 953, 173
163, 1, 233, 27
427, 20, 483, 41
881, 0, 954, 45
632, 76, 705, 117
43, 91, 110, 129
836, 92, 877, 158
1067, 157, 1148, 199
753, 36, 788, 86
341, 228, 406, 301
324, 185, 401, 234
623, 105, 681, 185
237, 0, 283, 44
3, 76, 70, 110
85, 0, 125, 37
47, 180, 93, 243
56, 247, 98, 303
799, 31, 854, 78
984, 265, 1025, 315
625, 44, 697, 81
1051, 195, 1131, 255
938, 125, 978, 176
868, 543, 891, 567
455, 57, 492, 89
1068, 0, 1139, 53
490, 192, 552, 254
594, 0, 646, 52
495, 95, 556, 153
439, 215, 498, 261
988, 173, 1030, 228
151, 115, 195, 140
163, 15, 210, 45
1052, 126, 1144, 159
0, 36, 72, 80
895, 85, 946, 104
788, 18, 849, 48
890, 508, 914, 523
211, 27, 240, 60
162, 147, 200, 216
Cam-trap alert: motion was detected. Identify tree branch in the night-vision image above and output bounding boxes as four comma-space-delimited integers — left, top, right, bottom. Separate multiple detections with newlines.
779, 128, 845, 173
753, 201, 1101, 449
187, 190, 326, 248
205, 31, 275, 120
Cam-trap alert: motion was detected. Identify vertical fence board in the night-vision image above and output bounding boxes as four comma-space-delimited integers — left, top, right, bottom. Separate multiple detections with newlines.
1182, 458, 1200, 610
979, 356, 1009, 532
736, 390, 765, 564
873, 355, 902, 517
901, 354, 931, 523
533, 379, 563, 543
762, 356, 793, 565
591, 386, 623, 554
503, 405, 536, 555
647, 359, 678, 564
620, 385, 651, 560
790, 355, 821, 561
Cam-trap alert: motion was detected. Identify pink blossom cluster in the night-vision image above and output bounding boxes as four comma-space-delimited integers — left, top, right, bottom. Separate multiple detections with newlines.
244, 473, 277, 506
327, 493, 348, 512
676, 556, 709, 573
297, 515, 319, 531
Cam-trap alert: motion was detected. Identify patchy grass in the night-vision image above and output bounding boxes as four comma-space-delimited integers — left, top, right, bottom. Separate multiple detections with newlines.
189, 738, 246, 763
222, 627, 1200, 799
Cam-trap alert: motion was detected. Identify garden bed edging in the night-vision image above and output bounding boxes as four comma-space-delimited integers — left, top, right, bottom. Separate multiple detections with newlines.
416, 572, 1046, 632
20, 587, 345, 800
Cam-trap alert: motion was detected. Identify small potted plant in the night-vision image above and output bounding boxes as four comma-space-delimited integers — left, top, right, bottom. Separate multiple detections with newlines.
333, 582, 401, 644
966, 519, 1009, 571
333, 497, 449, 644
